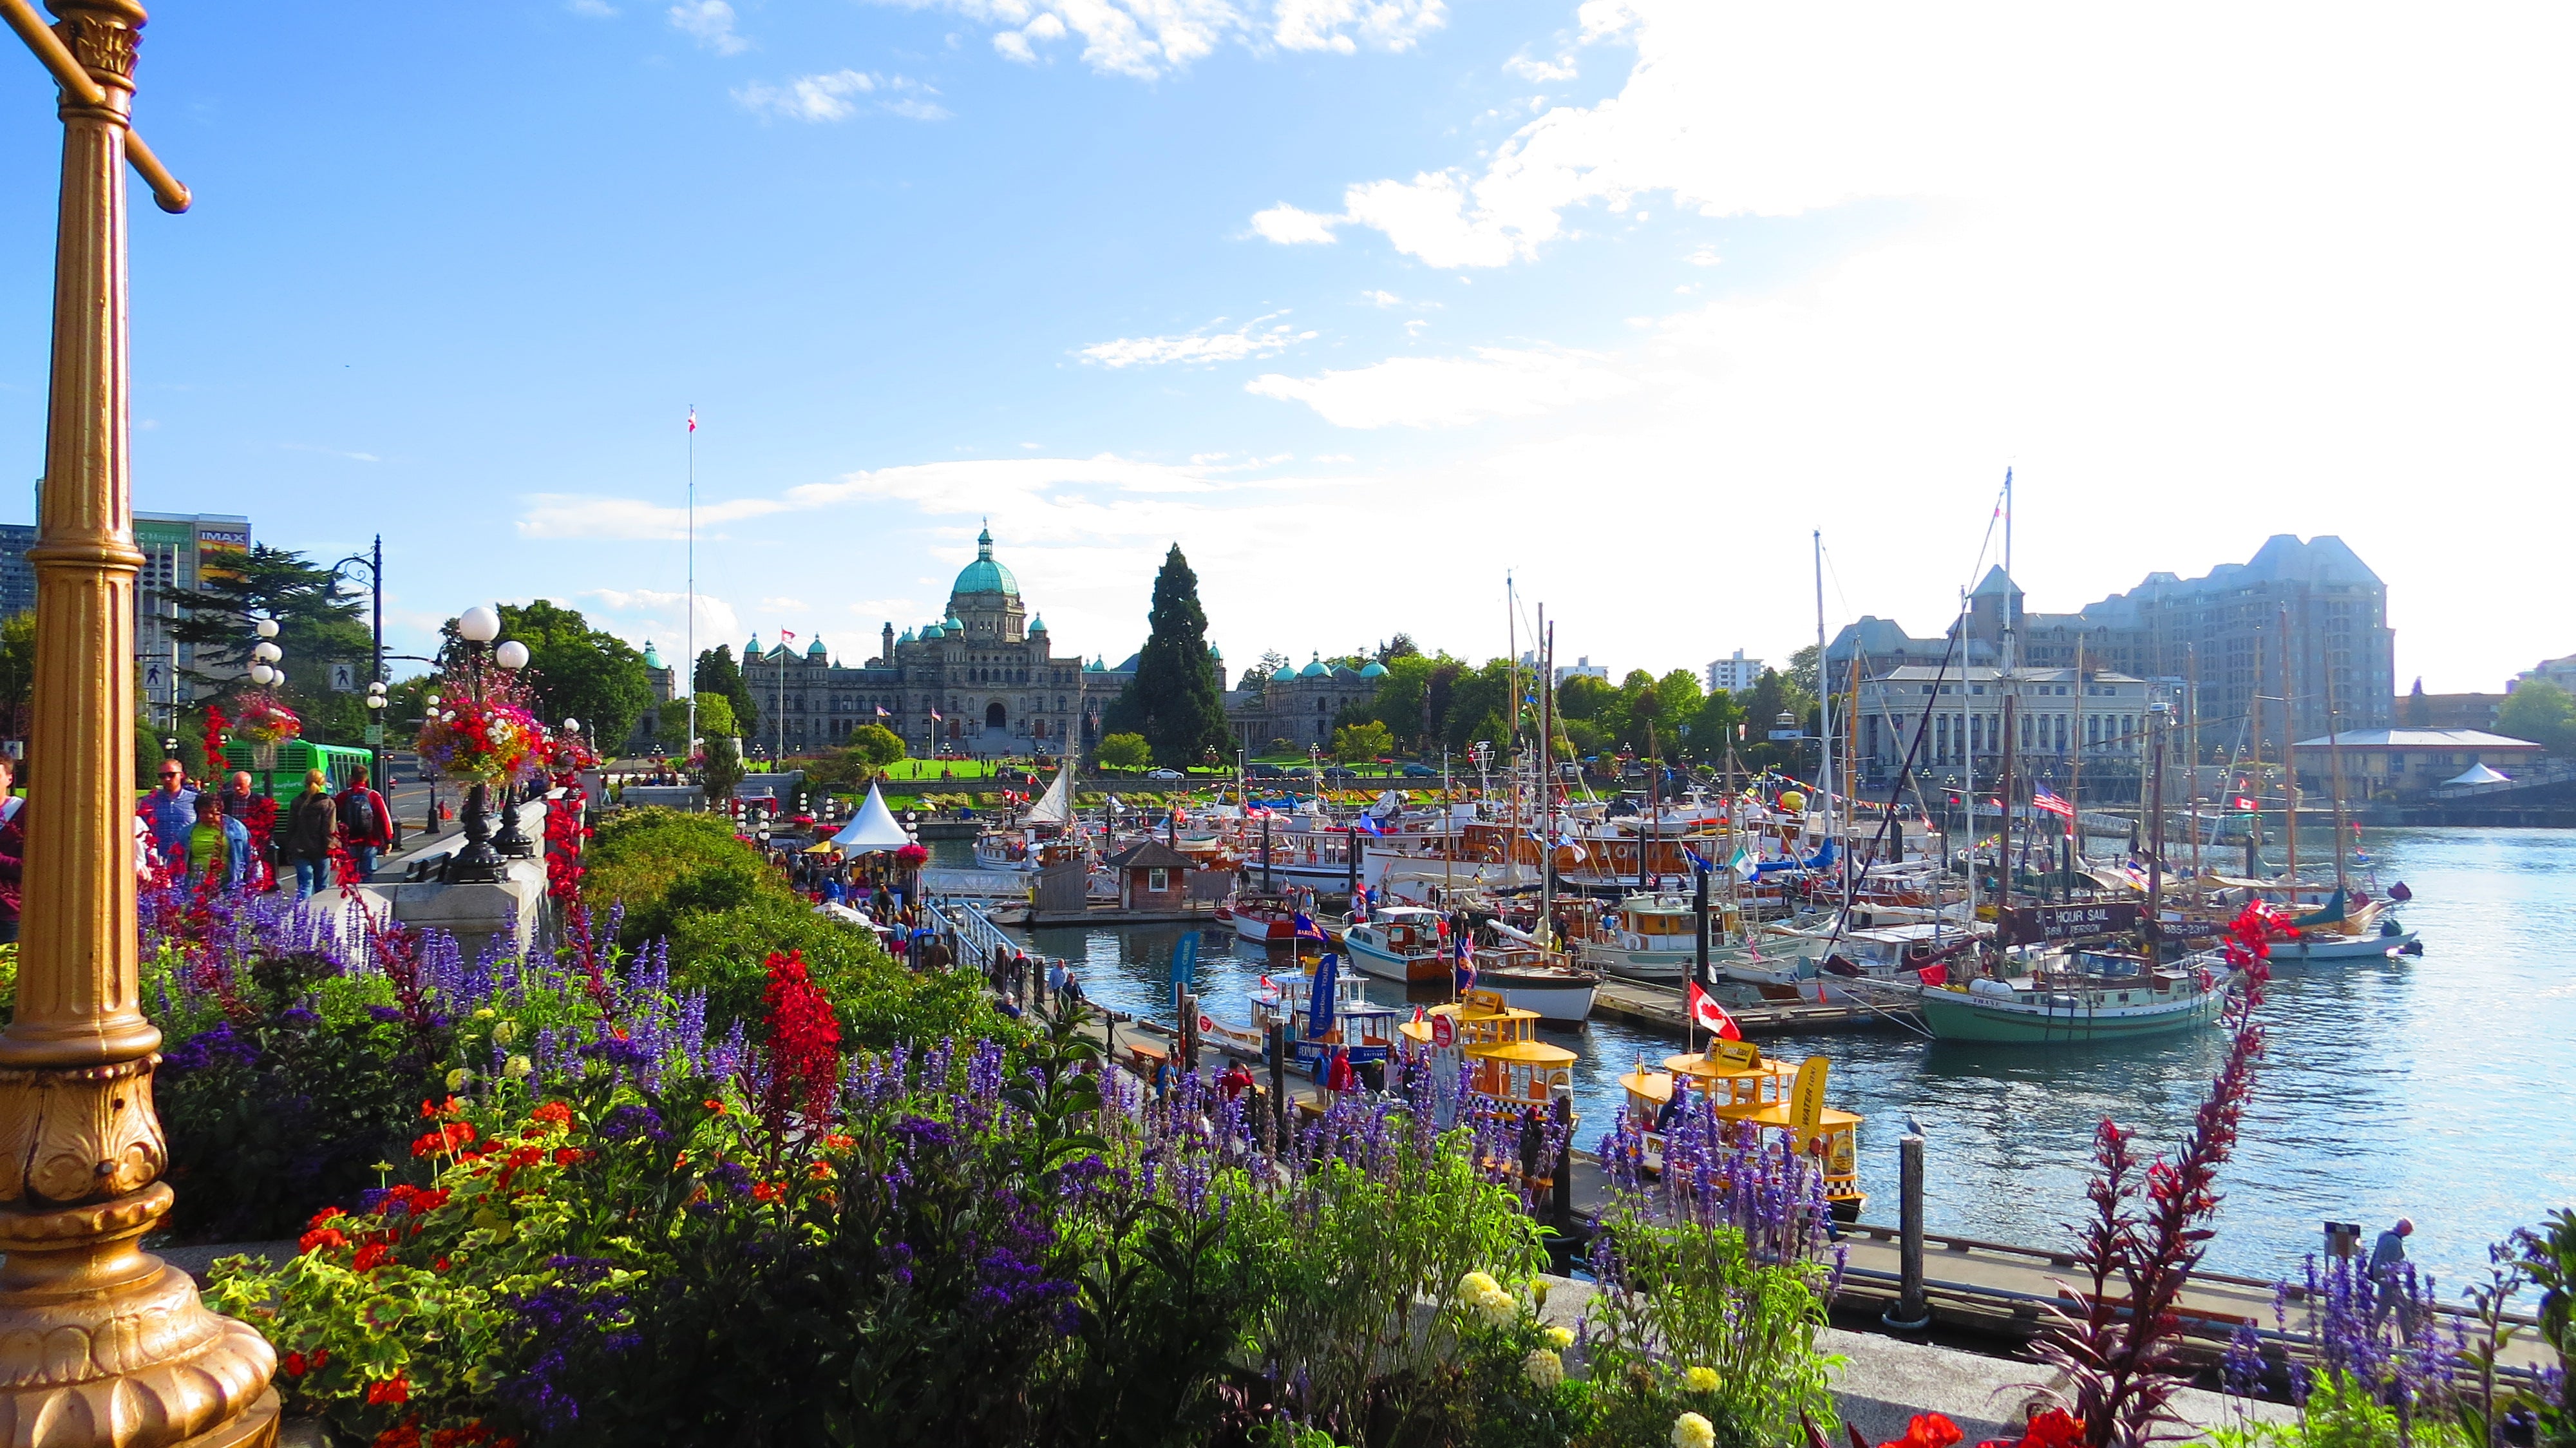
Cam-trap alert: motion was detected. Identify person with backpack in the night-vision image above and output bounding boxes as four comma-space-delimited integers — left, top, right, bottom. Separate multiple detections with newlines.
336, 767, 393, 881
281, 768, 339, 899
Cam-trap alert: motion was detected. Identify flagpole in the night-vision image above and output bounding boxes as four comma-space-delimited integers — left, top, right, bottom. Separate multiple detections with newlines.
686, 406, 697, 759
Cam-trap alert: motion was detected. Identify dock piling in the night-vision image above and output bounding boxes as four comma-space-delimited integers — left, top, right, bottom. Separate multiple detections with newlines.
1884, 1132, 1933, 1331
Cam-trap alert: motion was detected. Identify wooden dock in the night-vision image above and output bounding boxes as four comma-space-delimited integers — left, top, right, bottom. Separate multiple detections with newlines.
1590, 978, 1925, 1037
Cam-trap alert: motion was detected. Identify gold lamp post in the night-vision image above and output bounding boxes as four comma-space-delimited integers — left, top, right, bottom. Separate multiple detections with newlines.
0, 1, 279, 1443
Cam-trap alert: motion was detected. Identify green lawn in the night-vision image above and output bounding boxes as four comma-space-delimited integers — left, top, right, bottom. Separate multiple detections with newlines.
878, 757, 1009, 781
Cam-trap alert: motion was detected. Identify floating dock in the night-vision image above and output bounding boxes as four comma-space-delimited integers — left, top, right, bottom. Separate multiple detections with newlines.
1590, 978, 1925, 1036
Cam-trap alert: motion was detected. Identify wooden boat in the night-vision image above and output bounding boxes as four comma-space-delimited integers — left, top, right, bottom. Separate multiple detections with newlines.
1341, 904, 1452, 984
1616, 1040, 1866, 1218
1463, 937, 1601, 1023
1918, 948, 2235, 1043
1217, 890, 1302, 944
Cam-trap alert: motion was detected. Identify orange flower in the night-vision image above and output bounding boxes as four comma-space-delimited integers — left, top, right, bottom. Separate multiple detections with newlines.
822, 1133, 855, 1150
750, 1181, 784, 1203
808, 1161, 834, 1180
365, 1373, 412, 1406
531, 1101, 573, 1127
1881, 1413, 1963, 1448
703, 1098, 727, 1116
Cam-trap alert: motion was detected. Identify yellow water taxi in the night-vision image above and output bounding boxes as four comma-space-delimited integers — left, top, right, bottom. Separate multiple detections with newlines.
1616, 1040, 1866, 1219
1398, 989, 1578, 1114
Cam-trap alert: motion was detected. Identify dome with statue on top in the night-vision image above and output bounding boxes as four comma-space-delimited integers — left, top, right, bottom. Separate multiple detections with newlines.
951, 525, 1019, 598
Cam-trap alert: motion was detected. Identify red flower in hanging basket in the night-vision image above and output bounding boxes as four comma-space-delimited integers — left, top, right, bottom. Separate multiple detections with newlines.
894, 842, 929, 868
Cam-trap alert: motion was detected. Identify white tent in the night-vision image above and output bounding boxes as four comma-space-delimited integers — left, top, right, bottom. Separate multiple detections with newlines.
2444, 762, 2512, 786
830, 781, 914, 853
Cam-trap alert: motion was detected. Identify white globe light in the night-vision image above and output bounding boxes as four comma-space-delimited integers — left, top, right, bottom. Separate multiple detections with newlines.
425, 693, 441, 709
564, 718, 581, 732
272, 671, 286, 688
252, 641, 281, 662
458, 605, 501, 643
495, 640, 531, 671
249, 663, 274, 685
254, 618, 279, 639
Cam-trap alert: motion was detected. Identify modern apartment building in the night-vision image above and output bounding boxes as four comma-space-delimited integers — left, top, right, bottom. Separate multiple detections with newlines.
3, 511, 252, 727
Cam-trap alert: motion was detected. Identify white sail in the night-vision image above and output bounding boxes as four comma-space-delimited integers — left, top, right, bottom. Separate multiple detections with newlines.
1023, 761, 1074, 826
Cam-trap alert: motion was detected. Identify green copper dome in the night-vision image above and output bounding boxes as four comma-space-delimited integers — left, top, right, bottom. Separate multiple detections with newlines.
1296, 653, 1329, 679
951, 526, 1019, 597
1028, 615, 1047, 632
1358, 661, 1387, 678
807, 636, 828, 658
642, 640, 663, 669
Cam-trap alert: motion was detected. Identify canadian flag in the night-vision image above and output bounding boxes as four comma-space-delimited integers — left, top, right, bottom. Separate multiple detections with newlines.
1687, 979, 1742, 1041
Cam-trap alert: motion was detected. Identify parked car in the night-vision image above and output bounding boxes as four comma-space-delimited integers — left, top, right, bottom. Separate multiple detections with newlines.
1147, 767, 1184, 779
1401, 763, 1437, 777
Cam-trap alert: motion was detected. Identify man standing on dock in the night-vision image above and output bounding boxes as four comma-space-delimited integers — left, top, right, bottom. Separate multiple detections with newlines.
2367, 1217, 2418, 1338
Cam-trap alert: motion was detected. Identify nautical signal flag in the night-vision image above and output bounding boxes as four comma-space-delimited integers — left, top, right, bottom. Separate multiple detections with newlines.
1681, 843, 1714, 873
1686, 979, 1743, 1041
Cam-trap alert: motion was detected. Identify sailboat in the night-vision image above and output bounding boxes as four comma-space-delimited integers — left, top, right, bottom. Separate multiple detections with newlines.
973, 758, 1077, 873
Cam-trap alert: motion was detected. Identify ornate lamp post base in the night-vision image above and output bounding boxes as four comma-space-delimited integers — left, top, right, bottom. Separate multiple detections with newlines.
489, 779, 536, 859
446, 781, 506, 883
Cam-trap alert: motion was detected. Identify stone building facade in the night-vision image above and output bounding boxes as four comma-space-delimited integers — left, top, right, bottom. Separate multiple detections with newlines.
1223, 653, 1383, 753
735, 527, 1156, 759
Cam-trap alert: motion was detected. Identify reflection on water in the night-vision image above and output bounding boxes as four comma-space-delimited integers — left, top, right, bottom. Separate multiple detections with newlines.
942, 828, 2576, 1288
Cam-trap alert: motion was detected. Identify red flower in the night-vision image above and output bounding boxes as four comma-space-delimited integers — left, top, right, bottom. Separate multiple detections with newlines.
552, 1148, 583, 1167
282, 1353, 307, 1378
312, 1349, 330, 1369
365, 1374, 412, 1406
308, 1206, 347, 1230
1881, 1413, 1963, 1448
433, 1257, 451, 1273
352, 1243, 391, 1273
750, 1181, 784, 1203
760, 948, 843, 1127
507, 1147, 544, 1170
299, 1226, 350, 1255
2018, 1409, 2081, 1448
372, 1425, 422, 1448
530, 1101, 573, 1128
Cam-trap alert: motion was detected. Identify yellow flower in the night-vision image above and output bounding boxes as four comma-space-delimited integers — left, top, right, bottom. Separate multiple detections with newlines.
1456, 1270, 1500, 1300
445, 1067, 471, 1091
1522, 1348, 1563, 1391
492, 1020, 517, 1046
473, 1008, 497, 1021
1544, 1325, 1574, 1351
1473, 1286, 1518, 1329
1672, 1411, 1716, 1448
504, 1054, 533, 1080
1683, 1365, 1720, 1393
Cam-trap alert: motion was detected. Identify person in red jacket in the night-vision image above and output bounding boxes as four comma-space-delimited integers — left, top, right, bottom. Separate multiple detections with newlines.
334, 768, 394, 882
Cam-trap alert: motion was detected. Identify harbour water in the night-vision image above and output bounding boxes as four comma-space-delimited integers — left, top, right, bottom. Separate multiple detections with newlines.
971, 827, 2576, 1290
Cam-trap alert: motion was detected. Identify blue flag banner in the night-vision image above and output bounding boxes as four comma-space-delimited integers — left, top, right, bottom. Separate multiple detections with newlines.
1307, 953, 1339, 1040
1293, 911, 1329, 942
1168, 930, 1202, 993
1681, 843, 1714, 873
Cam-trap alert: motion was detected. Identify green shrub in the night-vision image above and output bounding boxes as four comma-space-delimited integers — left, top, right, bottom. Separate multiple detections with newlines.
663, 894, 1020, 1049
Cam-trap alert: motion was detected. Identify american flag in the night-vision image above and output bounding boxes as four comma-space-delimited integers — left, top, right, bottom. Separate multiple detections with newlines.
2032, 787, 2076, 820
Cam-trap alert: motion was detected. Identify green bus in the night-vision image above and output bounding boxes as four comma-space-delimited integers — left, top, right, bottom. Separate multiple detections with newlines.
220, 739, 375, 798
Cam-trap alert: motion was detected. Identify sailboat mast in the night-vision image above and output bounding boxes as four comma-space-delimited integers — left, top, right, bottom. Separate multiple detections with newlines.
1814, 529, 1832, 846
2188, 642, 2204, 882
1995, 477, 2016, 919
1958, 586, 1977, 931
2280, 602, 2299, 884
1540, 608, 1556, 946
2070, 632, 2085, 868
2326, 642, 2350, 895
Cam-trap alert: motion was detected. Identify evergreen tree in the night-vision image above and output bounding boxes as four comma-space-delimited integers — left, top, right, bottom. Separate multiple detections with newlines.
1105, 545, 1231, 767
692, 646, 760, 741
159, 543, 372, 740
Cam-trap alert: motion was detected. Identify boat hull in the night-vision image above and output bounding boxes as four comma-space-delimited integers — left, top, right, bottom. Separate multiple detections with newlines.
1475, 975, 1598, 1024
2269, 930, 2415, 962
1344, 937, 1450, 984
1229, 913, 1296, 943
1917, 986, 2226, 1043
1578, 944, 1692, 982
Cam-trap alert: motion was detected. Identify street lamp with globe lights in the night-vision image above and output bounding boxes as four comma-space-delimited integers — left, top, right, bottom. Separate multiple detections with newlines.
438, 605, 533, 881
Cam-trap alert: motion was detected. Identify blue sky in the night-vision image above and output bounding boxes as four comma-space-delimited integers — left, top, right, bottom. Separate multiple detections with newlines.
3, 1, 2570, 691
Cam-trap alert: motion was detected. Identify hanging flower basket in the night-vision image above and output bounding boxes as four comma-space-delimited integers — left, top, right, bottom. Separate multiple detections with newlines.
232, 691, 303, 748
416, 696, 537, 786
894, 842, 929, 868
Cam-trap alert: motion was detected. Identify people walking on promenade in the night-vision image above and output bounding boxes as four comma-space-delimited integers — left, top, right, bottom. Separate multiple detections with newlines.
183, 792, 252, 891
2367, 1217, 2419, 1338
0, 758, 23, 945
144, 757, 196, 865
336, 768, 393, 882
282, 769, 339, 900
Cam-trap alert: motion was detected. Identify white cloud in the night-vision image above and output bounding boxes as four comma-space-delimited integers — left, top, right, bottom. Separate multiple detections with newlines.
1361, 289, 1403, 307
518, 494, 784, 540
759, 596, 813, 612
668, 0, 749, 53
568, 0, 618, 15
735, 70, 948, 122
1504, 53, 1575, 81
1273, 0, 1445, 55
1249, 203, 1340, 245
581, 588, 743, 656
1246, 347, 1632, 428
281, 443, 382, 464
1685, 244, 1719, 266
878, 0, 1435, 79
1080, 314, 1318, 368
